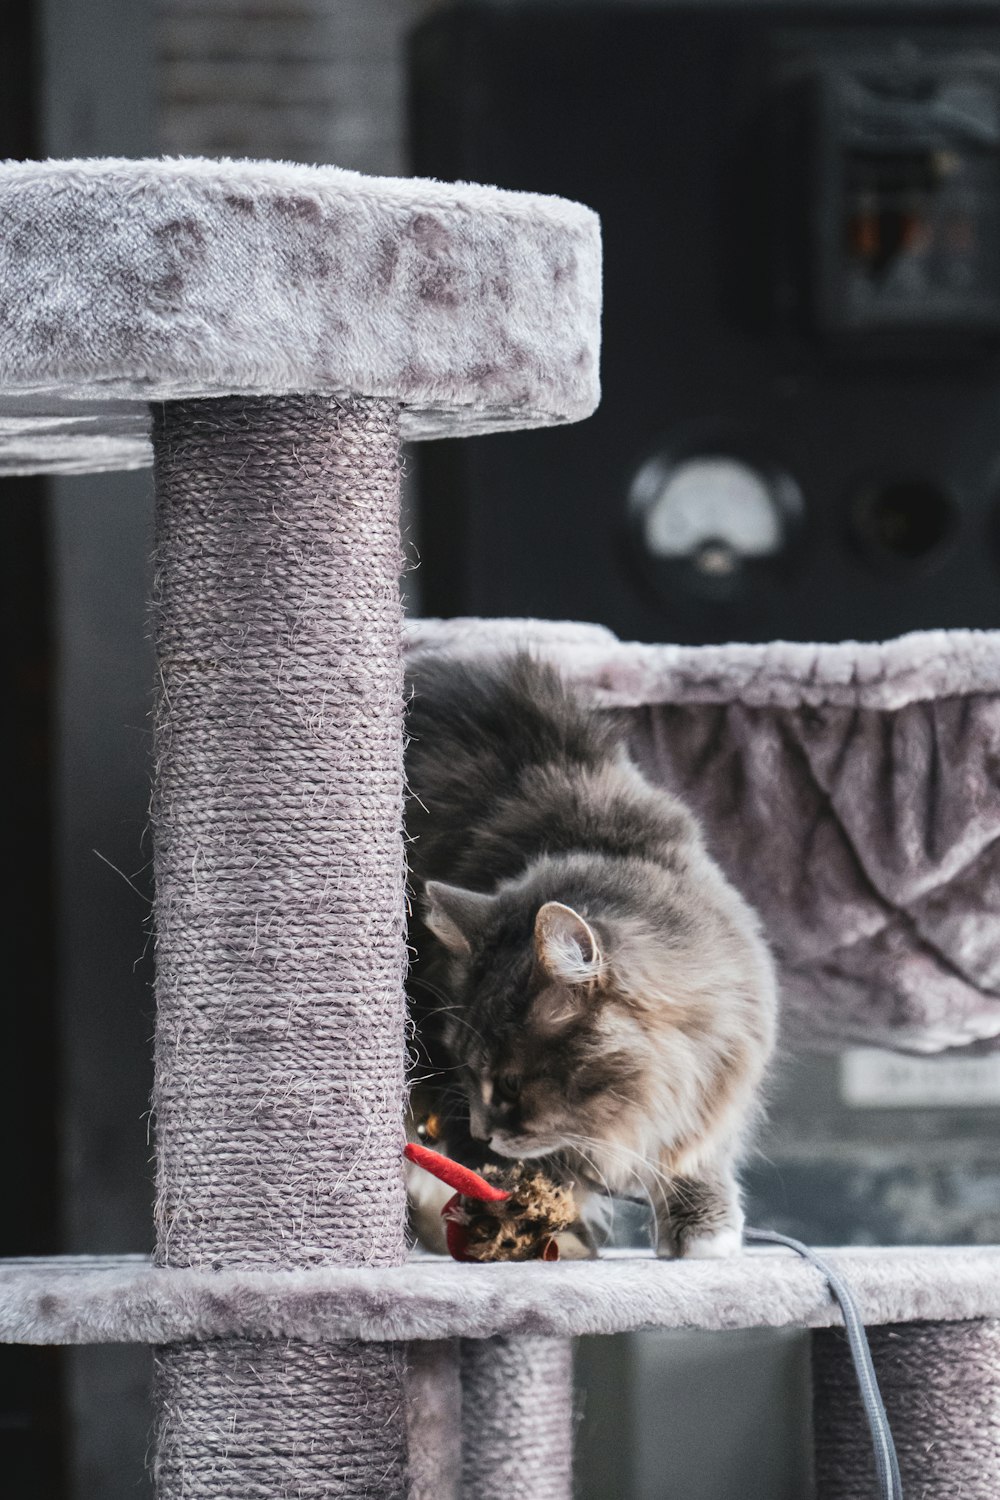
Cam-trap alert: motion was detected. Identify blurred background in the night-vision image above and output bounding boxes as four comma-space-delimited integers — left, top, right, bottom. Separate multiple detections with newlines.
4, 2, 1000, 1497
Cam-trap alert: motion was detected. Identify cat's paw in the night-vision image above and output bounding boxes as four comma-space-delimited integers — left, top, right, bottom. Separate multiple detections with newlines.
678, 1226, 744, 1260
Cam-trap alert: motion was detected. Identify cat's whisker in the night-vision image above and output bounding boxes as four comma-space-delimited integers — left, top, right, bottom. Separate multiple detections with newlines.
561, 1130, 675, 1205
408, 977, 457, 1007
569, 1142, 615, 1203
408, 1059, 469, 1081
557, 1142, 620, 1249
437, 1011, 491, 1051
433, 1086, 469, 1112
561, 1134, 659, 1238
559, 1131, 635, 1194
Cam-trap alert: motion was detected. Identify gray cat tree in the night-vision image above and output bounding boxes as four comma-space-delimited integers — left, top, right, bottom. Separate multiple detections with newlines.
0, 156, 998, 1499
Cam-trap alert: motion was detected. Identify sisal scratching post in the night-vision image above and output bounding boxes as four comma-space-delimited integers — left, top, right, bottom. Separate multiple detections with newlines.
407, 1340, 463, 1500
460, 1337, 574, 1500
151, 394, 408, 1496
812, 1320, 1000, 1497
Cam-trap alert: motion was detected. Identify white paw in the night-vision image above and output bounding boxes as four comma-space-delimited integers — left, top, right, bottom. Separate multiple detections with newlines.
680, 1226, 744, 1260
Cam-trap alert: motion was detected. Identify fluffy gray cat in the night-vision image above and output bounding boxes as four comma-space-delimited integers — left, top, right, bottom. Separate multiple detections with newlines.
404, 651, 777, 1258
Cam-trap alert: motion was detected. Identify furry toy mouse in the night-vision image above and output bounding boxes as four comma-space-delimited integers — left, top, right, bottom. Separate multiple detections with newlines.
404, 1142, 578, 1262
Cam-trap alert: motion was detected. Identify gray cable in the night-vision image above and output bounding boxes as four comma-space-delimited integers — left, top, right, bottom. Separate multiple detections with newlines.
744, 1228, 903, 1500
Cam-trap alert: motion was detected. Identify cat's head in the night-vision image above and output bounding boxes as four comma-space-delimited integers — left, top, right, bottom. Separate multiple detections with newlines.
422, 863, 773, 1187
423, 874, 663, 1181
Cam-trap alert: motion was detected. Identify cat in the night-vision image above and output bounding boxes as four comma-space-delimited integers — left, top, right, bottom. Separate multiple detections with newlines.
403, 649, 777, 1258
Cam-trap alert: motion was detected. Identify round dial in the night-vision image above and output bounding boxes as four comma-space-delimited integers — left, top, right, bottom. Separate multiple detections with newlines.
641, 457, 787, 572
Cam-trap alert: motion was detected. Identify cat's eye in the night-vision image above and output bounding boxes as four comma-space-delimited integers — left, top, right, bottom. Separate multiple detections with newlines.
496, 1073, 522, 1103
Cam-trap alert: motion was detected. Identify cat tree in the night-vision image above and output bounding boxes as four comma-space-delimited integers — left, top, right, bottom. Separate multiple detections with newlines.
1, 156, 998, 1498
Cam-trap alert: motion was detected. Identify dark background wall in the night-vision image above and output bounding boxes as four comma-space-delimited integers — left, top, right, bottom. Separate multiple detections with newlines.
2, 5, 66, 1492
410, 2, 1000, 645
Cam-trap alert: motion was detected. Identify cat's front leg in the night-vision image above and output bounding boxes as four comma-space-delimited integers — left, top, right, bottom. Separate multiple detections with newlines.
652, 1161, 745, 1260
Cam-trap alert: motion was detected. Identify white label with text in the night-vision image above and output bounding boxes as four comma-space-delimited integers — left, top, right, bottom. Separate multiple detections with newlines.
841, 1048, 1000, 1109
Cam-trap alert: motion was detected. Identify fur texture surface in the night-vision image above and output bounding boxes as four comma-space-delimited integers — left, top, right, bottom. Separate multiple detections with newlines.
405, 620, 1000, 1054
404, 652, 777, 1259
3, 1247, 999, 1344
404, 617, 1000, 711
0, 156, 601, 474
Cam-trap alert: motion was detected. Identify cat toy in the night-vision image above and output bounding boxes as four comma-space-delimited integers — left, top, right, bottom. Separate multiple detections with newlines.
404, 1141, 577, 1261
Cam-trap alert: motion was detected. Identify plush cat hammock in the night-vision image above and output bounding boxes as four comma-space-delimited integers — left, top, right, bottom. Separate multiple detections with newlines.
1, 155, 998, 1499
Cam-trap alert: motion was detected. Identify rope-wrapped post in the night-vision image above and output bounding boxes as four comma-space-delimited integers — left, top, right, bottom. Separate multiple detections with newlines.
812, 1319, 1000, 1497
407, 1340, 462, 1500
150, 394, 408, 1498
460, 1337, 574, 1500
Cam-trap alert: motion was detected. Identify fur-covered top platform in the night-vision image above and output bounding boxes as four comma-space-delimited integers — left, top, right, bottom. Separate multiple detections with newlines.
0, 156, 601, 474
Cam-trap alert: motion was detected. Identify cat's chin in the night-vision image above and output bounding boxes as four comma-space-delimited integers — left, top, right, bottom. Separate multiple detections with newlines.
489, 1136, 557, 1161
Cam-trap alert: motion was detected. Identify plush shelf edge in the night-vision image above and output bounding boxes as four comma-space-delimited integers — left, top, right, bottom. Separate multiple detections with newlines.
2, 1246, 998, 1346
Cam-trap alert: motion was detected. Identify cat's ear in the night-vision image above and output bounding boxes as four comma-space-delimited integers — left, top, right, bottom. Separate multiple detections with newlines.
535, 902, 604, 987
423, 881, 495, 956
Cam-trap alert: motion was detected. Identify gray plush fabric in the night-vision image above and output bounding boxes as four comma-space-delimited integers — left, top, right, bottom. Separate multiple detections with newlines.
0, 156, 601, 475
4, 1247, 1000, 1346
405, 619, 1000, 1054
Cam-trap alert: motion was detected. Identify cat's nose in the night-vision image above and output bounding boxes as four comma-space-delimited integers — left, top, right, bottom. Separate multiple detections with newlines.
488, 1131, 524, 1159
468, 1103, 491, 1141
